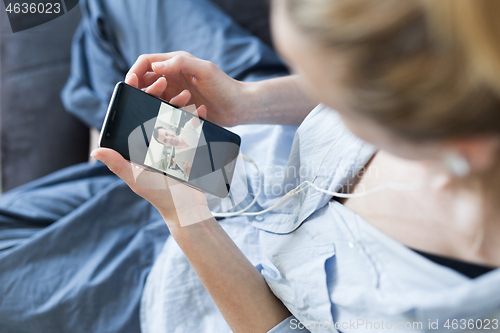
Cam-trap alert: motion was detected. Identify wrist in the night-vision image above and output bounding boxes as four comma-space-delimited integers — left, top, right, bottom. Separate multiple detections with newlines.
233, 80, 260, 125
234, 76, 312, 126
160, 203, 214, 229
168, 215, 220, 247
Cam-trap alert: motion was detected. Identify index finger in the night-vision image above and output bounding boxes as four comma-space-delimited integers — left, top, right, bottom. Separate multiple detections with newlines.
126, 52, 195, 83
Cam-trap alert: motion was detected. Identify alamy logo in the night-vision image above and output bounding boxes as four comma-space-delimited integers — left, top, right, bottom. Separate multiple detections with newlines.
3, 0, 79, 32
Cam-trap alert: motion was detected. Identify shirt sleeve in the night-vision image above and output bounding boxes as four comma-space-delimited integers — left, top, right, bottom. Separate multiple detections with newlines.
267, 316, 311, 333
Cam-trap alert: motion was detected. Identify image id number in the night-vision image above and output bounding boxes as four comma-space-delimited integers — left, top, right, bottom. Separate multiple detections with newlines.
6, 2, 61, 14
444, 318, 499, 330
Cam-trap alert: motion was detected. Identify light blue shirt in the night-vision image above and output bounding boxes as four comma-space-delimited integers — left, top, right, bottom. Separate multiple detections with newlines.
140, 105, 500, 333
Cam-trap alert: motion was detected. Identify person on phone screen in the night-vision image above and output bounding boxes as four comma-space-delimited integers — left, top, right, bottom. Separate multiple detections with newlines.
152, 117, 203, 177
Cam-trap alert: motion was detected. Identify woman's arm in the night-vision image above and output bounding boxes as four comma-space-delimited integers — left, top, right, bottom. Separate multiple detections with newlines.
238, 75, 315, 126
126, 52, 315, 127
88, 74, 312, 158
91, 147, 292, 333
168, 217, 292, 333
91, 83, 294, 331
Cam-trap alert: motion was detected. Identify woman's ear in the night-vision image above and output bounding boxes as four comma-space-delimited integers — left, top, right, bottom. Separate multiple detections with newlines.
445, 136, 500, 175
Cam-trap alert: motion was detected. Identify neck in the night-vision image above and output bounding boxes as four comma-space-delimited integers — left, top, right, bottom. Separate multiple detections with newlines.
366, 150, 500, 266
420, 161, 500, 266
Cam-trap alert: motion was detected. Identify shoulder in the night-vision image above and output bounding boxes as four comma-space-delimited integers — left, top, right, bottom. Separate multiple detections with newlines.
246, 104, 376, 234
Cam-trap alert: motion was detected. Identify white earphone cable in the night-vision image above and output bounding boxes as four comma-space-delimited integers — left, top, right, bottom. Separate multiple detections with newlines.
212, 153, 263, 217
211, 128, 428, 218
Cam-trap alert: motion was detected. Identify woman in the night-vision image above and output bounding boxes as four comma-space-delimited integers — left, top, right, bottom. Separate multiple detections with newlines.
92, 0, 500, 332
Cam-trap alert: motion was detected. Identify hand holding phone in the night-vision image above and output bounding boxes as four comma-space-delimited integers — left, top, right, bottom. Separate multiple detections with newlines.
97, 80, 240, 196
92, 79, 241, 226
91, 88, 210, 228
92, 146, 213, 228
126, 52, 244, 127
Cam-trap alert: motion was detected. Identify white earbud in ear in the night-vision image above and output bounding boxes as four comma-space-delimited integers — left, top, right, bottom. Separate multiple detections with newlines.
442, 151, 470, 177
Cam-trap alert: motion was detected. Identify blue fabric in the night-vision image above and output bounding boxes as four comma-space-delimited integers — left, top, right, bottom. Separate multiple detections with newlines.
61, 0, 288, 130
0, 0, 291, 332
0, 162, 169, 333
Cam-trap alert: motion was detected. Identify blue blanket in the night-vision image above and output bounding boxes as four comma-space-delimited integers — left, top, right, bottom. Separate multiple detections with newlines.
0, 163, 167, 332
0, 0, 288, 332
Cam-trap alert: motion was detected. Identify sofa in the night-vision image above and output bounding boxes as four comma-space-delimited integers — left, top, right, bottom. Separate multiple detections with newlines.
0, 6, 89, 192
0, 0, 273, 193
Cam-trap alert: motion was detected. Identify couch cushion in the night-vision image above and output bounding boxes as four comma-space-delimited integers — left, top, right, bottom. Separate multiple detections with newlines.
1, 6, 89, 192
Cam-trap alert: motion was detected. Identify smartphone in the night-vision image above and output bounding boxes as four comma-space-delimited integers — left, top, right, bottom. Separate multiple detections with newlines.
99, 82, 241, 198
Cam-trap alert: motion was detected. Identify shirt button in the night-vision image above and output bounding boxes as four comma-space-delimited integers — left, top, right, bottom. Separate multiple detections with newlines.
255, 215, 264, 222
348, 242, 356, 248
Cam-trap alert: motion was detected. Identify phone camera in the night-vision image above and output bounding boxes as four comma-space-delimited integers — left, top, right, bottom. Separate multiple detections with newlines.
106, 133, 111, 137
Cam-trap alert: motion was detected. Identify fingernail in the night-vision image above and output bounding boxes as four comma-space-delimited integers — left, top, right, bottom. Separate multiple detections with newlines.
125, 73, 137, 82
90, 150, 100, 160
152, 62, 166, 70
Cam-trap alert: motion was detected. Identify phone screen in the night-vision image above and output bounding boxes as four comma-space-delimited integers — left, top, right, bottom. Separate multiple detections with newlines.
100, 82, 240, 198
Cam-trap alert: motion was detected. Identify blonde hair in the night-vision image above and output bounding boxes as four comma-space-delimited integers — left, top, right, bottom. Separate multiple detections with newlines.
288, 0, 500, 231
287, 0, 500, 142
